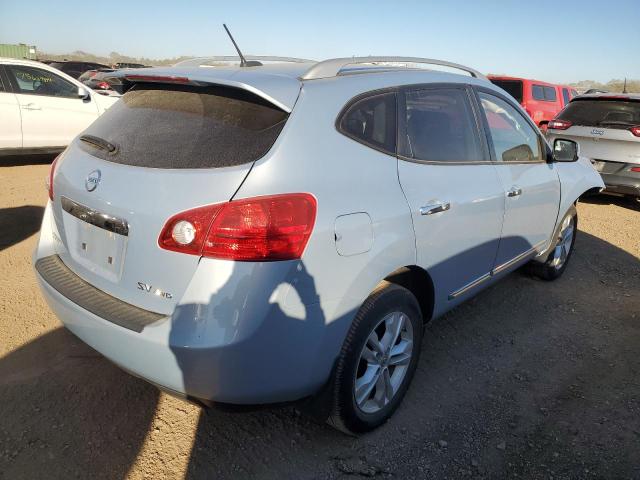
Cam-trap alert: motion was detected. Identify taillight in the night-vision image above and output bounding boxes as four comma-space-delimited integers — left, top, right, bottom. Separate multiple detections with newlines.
46, 154, 60, 201
630, 167, 640, 173
96, 81, 110, 90
548, 119, 572, 130
158, 193, 317, 261
630, 126, 640, 137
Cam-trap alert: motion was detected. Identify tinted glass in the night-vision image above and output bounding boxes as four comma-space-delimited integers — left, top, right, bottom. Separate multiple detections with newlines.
558, 99, 640, 128
7, 65, 77, 98
479, 92, 541, 163
339, 92, 396, 154
571, 89, 578, 97
403, 88, 483, 162
532, 85, 545, 101
562, 88, 570, 104
80, 84, 289, 169
544, 86, 557, 101
490, 80, 523, 103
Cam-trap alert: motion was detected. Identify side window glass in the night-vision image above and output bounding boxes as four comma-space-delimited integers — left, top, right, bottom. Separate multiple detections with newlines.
532, 85, 545, 101
7, 66, 78, 99
478, 92, 542, 163
402, 88, 483, 162
339, 92, 396, 154
562, 88, 570, 104
544, 86, 557, 102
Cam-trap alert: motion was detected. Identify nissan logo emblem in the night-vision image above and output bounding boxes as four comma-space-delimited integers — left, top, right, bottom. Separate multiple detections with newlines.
85, 169, 101, 192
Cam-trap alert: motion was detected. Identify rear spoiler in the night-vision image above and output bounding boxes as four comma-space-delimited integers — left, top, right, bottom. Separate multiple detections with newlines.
101, 67, 301, 112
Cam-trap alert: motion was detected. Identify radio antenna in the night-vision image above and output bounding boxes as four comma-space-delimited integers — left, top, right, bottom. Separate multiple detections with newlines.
223, 24, 262, 67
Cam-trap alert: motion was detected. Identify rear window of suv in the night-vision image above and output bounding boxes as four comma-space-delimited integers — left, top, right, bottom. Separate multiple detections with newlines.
79, 83, 289, 169
557, 98, 640, 129
489, 80, 523, 103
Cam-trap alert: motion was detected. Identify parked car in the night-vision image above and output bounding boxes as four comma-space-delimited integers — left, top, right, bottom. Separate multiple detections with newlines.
488, 75, 578, 126
48, 61, 111, 79
0, 58, 118, 155
114, 62, 149, 69
547, 93, 640, 198
34, 56, 602, 434
78, 68, 119, 95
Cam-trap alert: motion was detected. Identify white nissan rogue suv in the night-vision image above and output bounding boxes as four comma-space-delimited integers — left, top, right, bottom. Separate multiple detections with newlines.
33, 56, 603, 433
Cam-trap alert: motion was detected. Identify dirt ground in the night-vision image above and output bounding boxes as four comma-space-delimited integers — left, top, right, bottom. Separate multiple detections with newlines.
1, 156, 639, 480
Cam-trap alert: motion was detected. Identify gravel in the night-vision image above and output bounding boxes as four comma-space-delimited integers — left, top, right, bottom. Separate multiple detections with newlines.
1, 158, 639, 479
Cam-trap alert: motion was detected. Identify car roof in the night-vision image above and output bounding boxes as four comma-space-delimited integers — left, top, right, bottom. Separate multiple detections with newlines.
112, 56, 491, 112
572, 92, 640, 101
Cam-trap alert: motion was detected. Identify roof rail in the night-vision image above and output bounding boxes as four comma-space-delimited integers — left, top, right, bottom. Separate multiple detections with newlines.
300, 56, 486, 80
174, 56, 315, 68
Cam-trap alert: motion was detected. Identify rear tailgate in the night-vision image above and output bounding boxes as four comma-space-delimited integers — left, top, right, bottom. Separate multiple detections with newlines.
49, 80, 292, 315
551, 126, 640, 165
550, 97, 640, 164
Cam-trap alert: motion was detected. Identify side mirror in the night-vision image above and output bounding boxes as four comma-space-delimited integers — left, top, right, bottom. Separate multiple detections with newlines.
78, 87, 90, 100
552, 139, 579, 162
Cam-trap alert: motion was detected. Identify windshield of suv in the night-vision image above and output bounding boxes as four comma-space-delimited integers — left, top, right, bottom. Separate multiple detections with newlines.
557, 98, 640, 129
489, 80, 523, 103
79, 83, 289, 169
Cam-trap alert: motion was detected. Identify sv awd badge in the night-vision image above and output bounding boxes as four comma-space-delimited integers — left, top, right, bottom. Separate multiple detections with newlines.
137, 282, 173, 299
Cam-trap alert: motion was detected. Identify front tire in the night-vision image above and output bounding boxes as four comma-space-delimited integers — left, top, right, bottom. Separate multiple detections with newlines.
327, 281, 423, 434
528, 206, 577, 281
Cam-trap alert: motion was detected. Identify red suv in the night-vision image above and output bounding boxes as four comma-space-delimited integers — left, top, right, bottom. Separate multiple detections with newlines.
488, 76, 578, 127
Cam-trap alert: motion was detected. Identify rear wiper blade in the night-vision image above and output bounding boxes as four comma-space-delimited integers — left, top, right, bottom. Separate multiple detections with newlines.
80, 134, 117, 153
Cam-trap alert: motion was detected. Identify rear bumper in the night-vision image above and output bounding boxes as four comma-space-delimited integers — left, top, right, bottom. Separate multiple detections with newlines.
600, 170, 640, 197
34, 250, 348, 405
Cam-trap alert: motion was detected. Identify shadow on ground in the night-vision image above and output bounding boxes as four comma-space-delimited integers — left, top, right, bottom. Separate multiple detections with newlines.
1, 231, 638, 479
0, 154, 57, 168
0, 206, 45, 251
580, 192, 640, 212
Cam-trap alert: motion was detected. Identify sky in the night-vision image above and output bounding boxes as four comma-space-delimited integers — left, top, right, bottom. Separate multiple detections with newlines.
1, 0, 639, 83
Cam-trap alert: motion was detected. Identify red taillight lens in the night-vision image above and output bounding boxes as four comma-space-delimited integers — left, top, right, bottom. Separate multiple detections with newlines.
88, 71, 98, 78
96, 81, 110, 90
47, 154, 60, 201
548, 119, 572, 130
630, 126, 640, 137
158, 194, 317, 261
630, 167, 640, 172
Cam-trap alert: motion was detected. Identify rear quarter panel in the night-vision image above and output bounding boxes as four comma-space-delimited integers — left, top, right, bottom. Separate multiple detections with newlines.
232, 77, 418, 384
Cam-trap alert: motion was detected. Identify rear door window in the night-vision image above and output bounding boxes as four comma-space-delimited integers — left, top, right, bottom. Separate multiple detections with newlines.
557, 99, 640, 129
401, 87, 483, 162
478, 92, 542, 163
532, 85, 545, 101
544, 86, 557, 102
79, 83, 289, 169
338, 92, 397, 154
6, 65, 78, 98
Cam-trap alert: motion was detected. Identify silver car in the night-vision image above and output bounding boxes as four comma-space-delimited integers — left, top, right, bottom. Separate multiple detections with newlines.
547, 93, 640, 198
34, 56, 603, 433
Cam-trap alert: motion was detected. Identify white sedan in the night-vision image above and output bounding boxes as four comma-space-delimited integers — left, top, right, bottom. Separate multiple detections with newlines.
0, 58, 118, 155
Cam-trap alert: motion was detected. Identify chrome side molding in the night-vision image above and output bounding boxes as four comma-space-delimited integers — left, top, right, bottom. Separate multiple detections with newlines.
449, 240, 547, 300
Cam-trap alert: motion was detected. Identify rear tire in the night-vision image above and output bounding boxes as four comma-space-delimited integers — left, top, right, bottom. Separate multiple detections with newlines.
327, 281, 423, 434
527, 206, 577, 281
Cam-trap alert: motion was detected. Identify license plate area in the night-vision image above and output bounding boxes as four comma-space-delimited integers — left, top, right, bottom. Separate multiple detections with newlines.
61, 197, 128, 282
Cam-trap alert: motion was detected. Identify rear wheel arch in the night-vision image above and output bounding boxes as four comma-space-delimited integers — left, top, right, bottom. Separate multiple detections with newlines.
383, 266, 435, 323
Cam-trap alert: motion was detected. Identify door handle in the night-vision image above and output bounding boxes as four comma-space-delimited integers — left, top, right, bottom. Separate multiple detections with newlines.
22, 103, 42, 111
420, 201, 451, 216
507, 186, 522, 197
